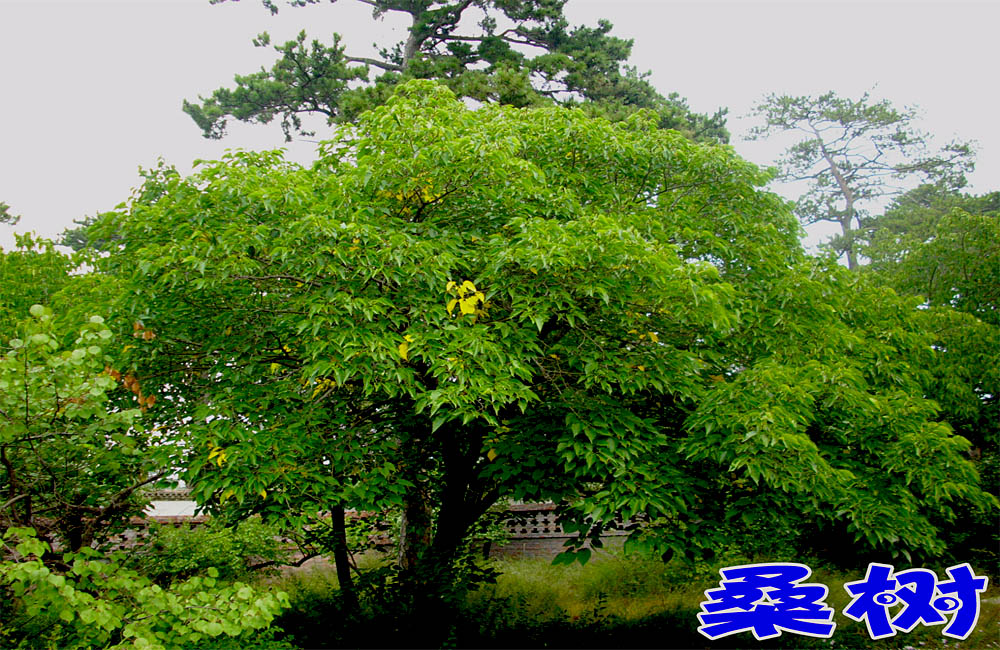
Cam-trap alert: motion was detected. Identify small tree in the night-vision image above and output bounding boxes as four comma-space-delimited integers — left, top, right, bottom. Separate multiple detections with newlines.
0, 305, 166, 558
748, 91, 974, 268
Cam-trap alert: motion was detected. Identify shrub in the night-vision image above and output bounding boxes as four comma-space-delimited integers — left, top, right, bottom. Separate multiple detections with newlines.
0, 528, 289, 650
130, 516, 289, 584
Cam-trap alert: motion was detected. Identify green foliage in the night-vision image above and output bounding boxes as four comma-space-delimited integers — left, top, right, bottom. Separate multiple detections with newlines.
96, 82, 994, 624
863, 183, 999, 253
187, 0, 728, 143
748, 91, 975, 268
132, 517, 290, 584
0, 234, 74, 334
865, 188, 999, 326
0, 201, 19, 225
0, 304, 169, 555
0, 528, 289, 650
861, 184, 1000, 572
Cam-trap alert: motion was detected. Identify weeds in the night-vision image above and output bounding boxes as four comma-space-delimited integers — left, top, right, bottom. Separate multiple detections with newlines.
262, 551, 1000, 649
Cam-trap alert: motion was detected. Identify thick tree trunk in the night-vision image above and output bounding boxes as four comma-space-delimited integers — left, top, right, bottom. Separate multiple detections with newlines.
393, 419, 498, 646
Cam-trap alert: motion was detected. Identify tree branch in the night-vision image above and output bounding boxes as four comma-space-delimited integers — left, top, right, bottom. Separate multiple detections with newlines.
345, 56, 402, 72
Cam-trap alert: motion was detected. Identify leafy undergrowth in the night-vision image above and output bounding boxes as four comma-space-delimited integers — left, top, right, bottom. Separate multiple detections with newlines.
267, 553, 1000, 649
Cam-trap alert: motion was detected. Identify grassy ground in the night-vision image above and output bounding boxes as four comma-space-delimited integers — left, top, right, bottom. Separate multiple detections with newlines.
267, 553, 1000, 649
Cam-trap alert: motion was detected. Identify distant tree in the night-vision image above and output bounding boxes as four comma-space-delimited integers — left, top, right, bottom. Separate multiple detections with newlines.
748, 91, 975, 268
0, 202, 18, 226
59, 216, 96, 252
185, 0, 728, 143
0, 235, 73, 335
864, 184, 999, 324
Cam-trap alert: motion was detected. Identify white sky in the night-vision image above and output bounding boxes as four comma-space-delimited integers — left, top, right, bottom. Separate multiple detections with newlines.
1, 0, 998, 252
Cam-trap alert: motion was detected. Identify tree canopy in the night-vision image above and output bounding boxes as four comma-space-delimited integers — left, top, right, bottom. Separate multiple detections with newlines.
0, 235, 74, 335
861, 186, 999, 563
748, 91, 975, 268
184, 0, 728, 143
863, 184, 1000, 323
92, 83, 995, 620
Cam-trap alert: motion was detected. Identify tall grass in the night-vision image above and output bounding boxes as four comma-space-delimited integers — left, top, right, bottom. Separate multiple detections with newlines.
264, 552, 1000, 649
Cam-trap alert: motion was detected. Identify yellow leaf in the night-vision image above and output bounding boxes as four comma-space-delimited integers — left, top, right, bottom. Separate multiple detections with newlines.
258, 488, 267, 499
270, 363, 281, 374
637, 365, 646, 372
398, 341, 409, 361
447, 299, 458, 315
627, 329, 638, 334
648, 332, 659, 343
221, 488, 235, 502
404, 334, 415, 343
209, 446, 228, 467
459, 297, 477, 315
446, 281, 457, 292
549, 354, 559, 360
487, 449, 498, 461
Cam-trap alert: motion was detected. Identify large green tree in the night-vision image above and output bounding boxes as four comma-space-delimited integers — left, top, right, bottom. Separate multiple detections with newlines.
185, 0, 728, 143
748, 91, 974, 269
98, 81, 993, 640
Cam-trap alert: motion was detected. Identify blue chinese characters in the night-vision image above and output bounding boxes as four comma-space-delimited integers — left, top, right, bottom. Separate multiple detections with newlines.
697, 563, 836, 640
697, 562, 989, 642
844, 563, 988, 640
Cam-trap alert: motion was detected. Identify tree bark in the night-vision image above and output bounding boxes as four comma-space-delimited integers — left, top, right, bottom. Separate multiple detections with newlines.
329, 503, 359, 612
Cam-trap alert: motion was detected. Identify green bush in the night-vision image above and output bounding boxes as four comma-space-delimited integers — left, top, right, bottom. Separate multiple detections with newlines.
131, 516, 289, 584
0, 527, 289, 650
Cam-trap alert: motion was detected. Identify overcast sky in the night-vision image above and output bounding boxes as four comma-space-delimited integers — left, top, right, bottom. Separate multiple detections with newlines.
1, 0, 998, 252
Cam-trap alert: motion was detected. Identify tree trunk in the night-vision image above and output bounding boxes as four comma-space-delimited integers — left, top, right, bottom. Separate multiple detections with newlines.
841, 214, 859, 270
816, 130, 859, 270
329, 503, 358, 613
397, 484, 433, 572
